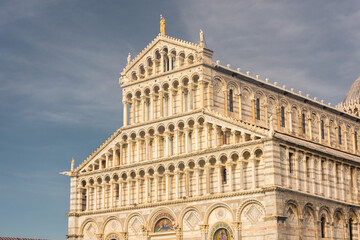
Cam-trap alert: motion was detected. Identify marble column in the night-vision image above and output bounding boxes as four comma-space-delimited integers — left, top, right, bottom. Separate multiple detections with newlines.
165, 131, 170, 157
237, 93, 242, 119
223, 89, 228, 116
205, 122, 210, 148
150, 93, 154, 120
175, 170, 180, 199
185, 168, 190, 197
119, 181, 123, 206
154, 134, 158, 159
205, 163, 210, 194
119, 141, 124, 165
221, 126, 227, 145
231, 130, 237, 144
169, 88, 173, 115
213, 125, 218, 147
216, 163, 222, 193
136, 137, 140, 162
251, 97, 255, 123
239, 160, 244, 190
195, 167, 200, 196
141, 96, 146, 122
144, 176, 149, 203
132, 100, 136, 124
251, 157, 256, 189
154, 173, 158, 202
145, 136, 150, 161
136, 177, 140, 204
227, 162, 233, 192
180, 86, 184, 113
184, 128, 189, 153
207, 83, 213, 109
159, 90, 164, 117
194, 124, 200, 151
199, 80, 204, 108
174, 129, 179, 155
165, 173, 170, 201
123, 101, 128, 126
127, 179, 131, 205
160, 51, 165, 73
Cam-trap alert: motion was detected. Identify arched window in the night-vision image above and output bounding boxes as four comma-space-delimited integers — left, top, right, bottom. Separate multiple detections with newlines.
256, 98, 260, 120
321, 120, 325, 140
229, 89, 234, 112
281, 106, 285, 127
321, 217, 326, 238
338, 126, 342, 145
302, 113, 306, 134
222, 167, 227, 183
349, 218, 353, 240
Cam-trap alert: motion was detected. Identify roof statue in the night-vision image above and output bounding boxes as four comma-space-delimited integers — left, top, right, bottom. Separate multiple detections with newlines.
160, 14, 165, 35
71, 157, 74, 172
199, 29, 204, 47
127, 52, 131, 65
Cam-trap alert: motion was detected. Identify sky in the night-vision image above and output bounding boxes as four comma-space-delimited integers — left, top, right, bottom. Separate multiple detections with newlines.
0, 0, 359, 239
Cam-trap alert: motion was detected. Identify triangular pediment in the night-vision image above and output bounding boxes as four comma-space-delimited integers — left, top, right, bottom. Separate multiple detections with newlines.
120, 34, 203, 84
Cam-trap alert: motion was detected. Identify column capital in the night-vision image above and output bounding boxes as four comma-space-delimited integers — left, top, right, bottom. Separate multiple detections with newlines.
231, 129, 237, 134
221, 126, 227, 132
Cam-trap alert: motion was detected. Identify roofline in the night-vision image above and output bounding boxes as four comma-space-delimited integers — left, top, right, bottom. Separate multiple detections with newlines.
212, 64, 360, 123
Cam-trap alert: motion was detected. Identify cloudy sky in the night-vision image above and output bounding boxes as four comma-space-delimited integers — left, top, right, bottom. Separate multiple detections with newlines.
0, 1, 359, 239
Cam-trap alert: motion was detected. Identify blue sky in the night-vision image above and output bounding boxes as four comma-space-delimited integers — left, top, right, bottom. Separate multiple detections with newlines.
0, 1, 359, 239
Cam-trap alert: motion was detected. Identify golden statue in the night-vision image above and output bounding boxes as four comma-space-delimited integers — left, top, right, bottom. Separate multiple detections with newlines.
160, 14, 165, 35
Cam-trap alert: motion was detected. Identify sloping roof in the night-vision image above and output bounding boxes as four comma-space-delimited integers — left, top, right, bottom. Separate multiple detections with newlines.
0, 238, 47, 240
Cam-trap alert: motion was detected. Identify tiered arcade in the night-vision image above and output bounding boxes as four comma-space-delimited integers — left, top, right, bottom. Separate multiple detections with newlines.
64, 27, 360, 240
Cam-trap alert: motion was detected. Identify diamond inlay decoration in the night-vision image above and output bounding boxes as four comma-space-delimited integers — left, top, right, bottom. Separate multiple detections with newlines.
130, 217, 143, 235
245, 204, 263, 224
184, 211, 200, 230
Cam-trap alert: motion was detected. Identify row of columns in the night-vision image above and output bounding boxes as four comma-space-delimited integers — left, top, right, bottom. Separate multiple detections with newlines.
79, 156, 260, 211
284, 147, 360, 204
115, 124, 253, 165
123, 81, 208, 126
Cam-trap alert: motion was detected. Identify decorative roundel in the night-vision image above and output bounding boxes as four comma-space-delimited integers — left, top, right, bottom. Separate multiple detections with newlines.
216, 208, 225, 220
106, 233, 120, 240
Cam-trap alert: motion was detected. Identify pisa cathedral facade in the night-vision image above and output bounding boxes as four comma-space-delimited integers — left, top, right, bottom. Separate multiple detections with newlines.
64, 28, 360, 240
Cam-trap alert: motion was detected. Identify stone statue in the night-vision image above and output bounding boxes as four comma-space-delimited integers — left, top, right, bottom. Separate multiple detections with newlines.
160, 14, 165, 35
127, 52, 131, 65
199, 29, 205, 47
71, 157, 75, 171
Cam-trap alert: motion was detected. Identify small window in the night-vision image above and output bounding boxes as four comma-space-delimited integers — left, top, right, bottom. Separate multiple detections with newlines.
281, 106, 285, 127
229, 89, 234, 112
355, 131, 358, 151
222, 167, 227, 183
338, 126, 342, 145
256, 98, 260, 120
321, 217, 326, 238
306, 157, 310, 177
321, 120, 325, 140
288, 152, 293, 173
302, 113, 306, 134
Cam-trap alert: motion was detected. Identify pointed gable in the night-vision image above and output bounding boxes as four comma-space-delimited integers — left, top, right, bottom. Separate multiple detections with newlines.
119, 34, 203, 84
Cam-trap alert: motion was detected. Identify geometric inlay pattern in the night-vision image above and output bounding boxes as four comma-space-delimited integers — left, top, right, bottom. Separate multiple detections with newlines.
245, 204, 263, 224
184, 211, 200, 230
84, 224, 96, 240
130, 217, 143, 235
